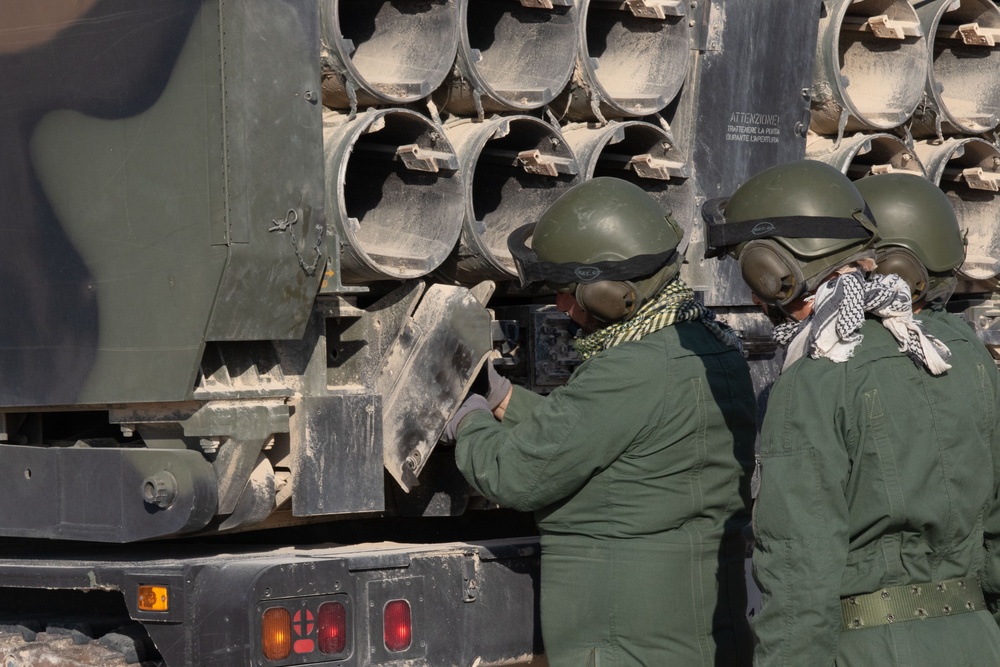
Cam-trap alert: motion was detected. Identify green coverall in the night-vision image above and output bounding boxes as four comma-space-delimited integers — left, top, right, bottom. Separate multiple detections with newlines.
752, 314, 1000, 666
455, 321, 756, 666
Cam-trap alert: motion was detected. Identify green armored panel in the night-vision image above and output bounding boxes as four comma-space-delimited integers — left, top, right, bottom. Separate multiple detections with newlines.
1, 0, 324, 406
203, 0, 326, 341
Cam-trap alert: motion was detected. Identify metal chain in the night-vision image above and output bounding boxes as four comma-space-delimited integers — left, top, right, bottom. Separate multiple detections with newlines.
269, 209, 327, 277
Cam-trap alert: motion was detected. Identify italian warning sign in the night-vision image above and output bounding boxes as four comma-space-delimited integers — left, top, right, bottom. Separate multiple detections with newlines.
726, 112, 781, 144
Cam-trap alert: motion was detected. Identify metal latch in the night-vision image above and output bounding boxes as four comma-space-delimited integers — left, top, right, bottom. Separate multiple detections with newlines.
840, 14, 922, 40
517, 150, 577, 177
963, 167, 1000, 192
396, 144, 459, 172
625, 0, 684, 19
627, 154, 687, 180
866, 15, 921, 39
519, 0, 573, 7
944, 22, 1000, 47
870, 164, 902, 175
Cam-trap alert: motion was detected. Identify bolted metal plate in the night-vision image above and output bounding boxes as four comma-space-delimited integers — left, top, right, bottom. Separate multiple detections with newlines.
379, 285, 493, 492
0, 446, 217, 542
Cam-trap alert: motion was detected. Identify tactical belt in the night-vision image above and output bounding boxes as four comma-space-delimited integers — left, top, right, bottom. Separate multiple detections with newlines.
841, 576, 986, 631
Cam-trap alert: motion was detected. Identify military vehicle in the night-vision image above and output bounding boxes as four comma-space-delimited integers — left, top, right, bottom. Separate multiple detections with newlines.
1, 0, 999, 665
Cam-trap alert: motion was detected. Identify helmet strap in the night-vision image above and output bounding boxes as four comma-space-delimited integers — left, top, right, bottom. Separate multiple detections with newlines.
507, 222, 679, 288
701, 197, 878, 258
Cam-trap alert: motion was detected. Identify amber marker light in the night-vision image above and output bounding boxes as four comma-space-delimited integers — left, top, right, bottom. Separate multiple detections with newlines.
261, 607, 292, 661
137, 585, 169, 612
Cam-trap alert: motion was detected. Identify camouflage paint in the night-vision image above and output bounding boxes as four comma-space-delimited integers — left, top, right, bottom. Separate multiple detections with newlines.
0, 0, 326, 406
0, 0, 204, 405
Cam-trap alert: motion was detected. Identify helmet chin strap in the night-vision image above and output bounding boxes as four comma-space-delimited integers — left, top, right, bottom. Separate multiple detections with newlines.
923, 275, 958, 307
774, 295, 814, 325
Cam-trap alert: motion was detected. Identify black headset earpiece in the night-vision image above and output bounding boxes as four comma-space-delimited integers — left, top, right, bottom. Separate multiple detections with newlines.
575, 281, 639, 324
875, 247, 928, 302
738, 240, 806, 307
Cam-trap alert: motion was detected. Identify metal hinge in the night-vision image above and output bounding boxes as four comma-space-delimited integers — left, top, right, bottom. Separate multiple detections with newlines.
462, 555, 480, 603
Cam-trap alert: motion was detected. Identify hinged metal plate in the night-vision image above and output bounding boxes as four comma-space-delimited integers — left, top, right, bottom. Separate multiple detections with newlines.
379, 285, 492, 492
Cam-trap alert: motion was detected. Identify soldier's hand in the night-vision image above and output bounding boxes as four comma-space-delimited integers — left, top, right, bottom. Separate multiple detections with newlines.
482, 361, 512, 410
442, 394, 490, 442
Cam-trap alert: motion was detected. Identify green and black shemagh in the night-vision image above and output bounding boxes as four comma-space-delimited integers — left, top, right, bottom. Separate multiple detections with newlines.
573, 278, 740, 360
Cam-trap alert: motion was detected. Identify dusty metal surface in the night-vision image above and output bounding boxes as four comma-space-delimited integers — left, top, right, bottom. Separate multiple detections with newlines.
320, 0, 459, 109
323, 108, 465, 282
379, 285, 493, 491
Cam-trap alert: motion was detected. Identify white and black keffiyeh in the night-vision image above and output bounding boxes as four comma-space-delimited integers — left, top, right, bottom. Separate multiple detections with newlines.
772, 271, 951, 374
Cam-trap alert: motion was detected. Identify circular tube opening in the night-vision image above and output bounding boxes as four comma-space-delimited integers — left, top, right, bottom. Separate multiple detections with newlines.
562, 120, 691, 245
915, 138, 1000, 280
325, 109, 465, 283
443, 116, 581, 281
806, 133, 925, 180
322, 0, 458, 106
447, 0, 577, 112
922, 0, 1000, 134
813, 0, 927, 132
575, 3, 690, 118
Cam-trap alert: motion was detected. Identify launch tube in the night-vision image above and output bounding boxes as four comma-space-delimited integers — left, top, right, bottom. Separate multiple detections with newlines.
323, 108, 465, 283
915, 137, 1000, 281
440, 115, 581, 282
555, 0, 691, 121
811, 0, 927, 135
561, 119, 693, 246
320, 0, 459, 109
806, 132, 926, 180
910, 0, 1000, 138
437, 0, 579, 115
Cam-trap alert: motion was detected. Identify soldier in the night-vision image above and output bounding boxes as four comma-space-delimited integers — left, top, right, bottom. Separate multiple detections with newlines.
445, 177, 756, 667
854, 172, 967, 319
705, 160, 1000, 665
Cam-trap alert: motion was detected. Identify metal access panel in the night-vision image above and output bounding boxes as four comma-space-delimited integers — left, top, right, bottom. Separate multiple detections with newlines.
0, 0, 225, 407
684, 0, 824, 307
204, 0, 327, 342
292, 393, 385, 516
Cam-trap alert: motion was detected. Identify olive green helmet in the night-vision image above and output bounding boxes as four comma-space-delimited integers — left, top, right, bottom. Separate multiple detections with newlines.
855, 173, 965, 303
703, 159, 879, 307
507, 177, 684, 323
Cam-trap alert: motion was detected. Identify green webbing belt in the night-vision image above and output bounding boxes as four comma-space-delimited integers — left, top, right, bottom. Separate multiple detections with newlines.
841, 576, 986, 631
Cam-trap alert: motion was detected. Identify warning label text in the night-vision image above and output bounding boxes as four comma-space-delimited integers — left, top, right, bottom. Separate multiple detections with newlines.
726, 111, 781, 144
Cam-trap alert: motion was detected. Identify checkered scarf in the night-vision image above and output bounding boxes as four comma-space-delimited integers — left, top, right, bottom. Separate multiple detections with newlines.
574, 278, 740, 360
772, 270, 951, 374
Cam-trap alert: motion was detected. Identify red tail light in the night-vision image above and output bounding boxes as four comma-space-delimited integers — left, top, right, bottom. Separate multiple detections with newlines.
317, 601, 347, 654
383, 599, 412, 652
